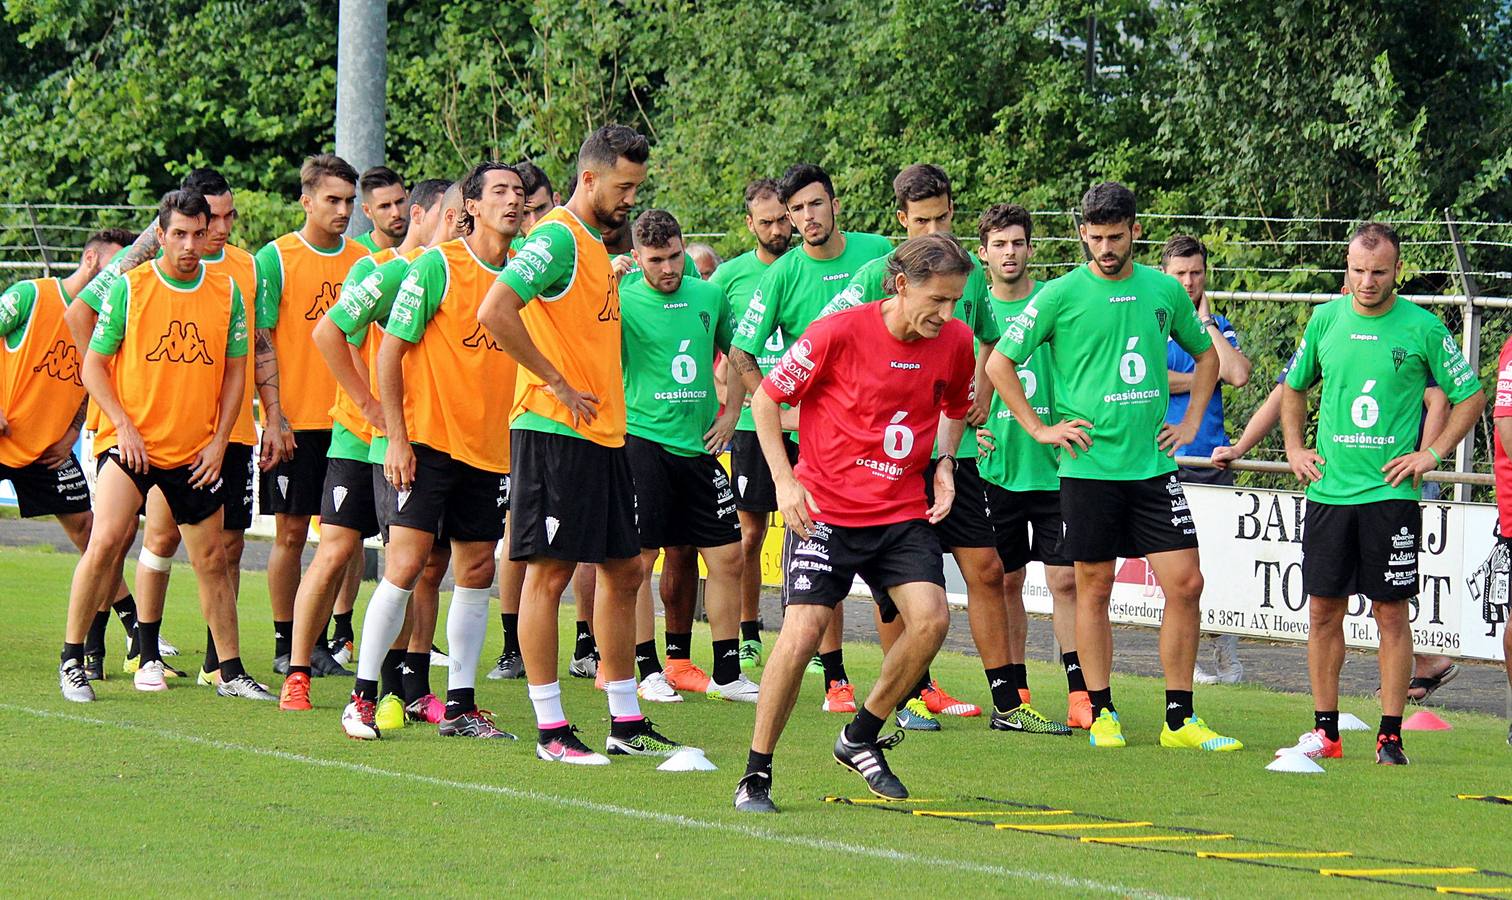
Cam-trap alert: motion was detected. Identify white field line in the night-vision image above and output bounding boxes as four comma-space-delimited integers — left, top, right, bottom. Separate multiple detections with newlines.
4, 703, 1178, 898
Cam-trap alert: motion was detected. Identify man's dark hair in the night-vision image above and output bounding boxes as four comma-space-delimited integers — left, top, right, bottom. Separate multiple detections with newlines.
1161, 235, 1207, 267
578, 125, 650, 175
632, 209, 682, 249
1081, 181, 1137, 226
977, 203, 1034, 246
884, 233, 974, 295
409, 178, 451, 213
84, 228, 136, 254
157, 189, 211, 229
744, 178, 781, 209
513, 161, 554, 198
458, 162, 519, 235
181, 168, 231, 197
1350, 221, 1401, 257
300, 154, 359, 194
359, 165, 404, 199
777, 164, 834, 206
893, 164, 951, 210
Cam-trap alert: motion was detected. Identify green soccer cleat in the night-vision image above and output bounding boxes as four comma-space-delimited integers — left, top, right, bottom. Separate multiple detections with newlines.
990, 704, 1074, 735
375, 694, 406, 733
894, 697, 941, 731
1160, 716, 1243, 752
1089, 709, 1127, 748
739, 639, 762, 670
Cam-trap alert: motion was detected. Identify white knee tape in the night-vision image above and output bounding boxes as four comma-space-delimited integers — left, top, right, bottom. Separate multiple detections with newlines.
138, 548, 173, 573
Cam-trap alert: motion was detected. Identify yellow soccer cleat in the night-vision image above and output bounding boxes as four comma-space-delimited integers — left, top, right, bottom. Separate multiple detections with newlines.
375, 694, 407, 733
1089, 709, 1127, 748
1161, 716, 1243, 751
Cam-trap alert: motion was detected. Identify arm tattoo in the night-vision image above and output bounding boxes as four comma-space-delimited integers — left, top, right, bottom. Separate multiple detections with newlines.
727, 348, 761, 377
119, 227, 161, 272
70, 398, 88, 430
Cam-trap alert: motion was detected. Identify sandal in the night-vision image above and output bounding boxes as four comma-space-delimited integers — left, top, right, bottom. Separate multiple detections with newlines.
1407, 663, 1460, 704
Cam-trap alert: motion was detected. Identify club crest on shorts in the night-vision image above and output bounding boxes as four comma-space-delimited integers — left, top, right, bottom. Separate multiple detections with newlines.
737, 475, 748, 496
332, 485, 348, 511
396, 489, 411, 511
546, 515, 560, 544
277, 475, 290, 497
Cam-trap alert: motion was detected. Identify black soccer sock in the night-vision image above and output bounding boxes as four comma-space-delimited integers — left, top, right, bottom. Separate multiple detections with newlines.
444, 688, 475, 719
1378, 714, 1403, 740
914, 670, 933, 697
137, 619, 162, 664
202, 625, 219, 674
273, 620, 293, 659
741, 620, 761, 643
845, 707, 886, 745
1089, 687, 1115, 717
379, 648, 405, 698
635, 640, 662, 680
402, 651, 431, 703
820, 649, 848, 685
1062, 651, 1087, 693
745, 749, 773, 778
986, 664, 1019, 712
1010, 663, 1029, 697
1165, 689, 1194, 731
354, 677, 379, 702
332, 611, 354, 646
712, 638, 740, 684
665, 630, 692, 661
85, 611, 110, 655
218, 656, 247, 682
501, 612, 520, 655
289, 665, 311, 677
112, 594, 138, 632
573, 621, 595, 660
1314, 710, 1340, 742
62, 642, 84, 665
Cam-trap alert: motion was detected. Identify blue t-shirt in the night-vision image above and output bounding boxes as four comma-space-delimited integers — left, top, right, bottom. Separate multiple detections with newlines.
1166, 313, 1239, 456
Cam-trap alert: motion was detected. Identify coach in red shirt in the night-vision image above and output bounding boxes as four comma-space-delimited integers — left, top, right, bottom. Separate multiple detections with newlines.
733, 234, 977, 813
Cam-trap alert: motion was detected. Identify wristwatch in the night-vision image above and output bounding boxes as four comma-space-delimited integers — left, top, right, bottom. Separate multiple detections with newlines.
1200, 315, 1218, 329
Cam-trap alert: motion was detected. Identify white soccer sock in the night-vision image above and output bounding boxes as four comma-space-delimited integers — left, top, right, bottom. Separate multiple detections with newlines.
528, 680, 566, 728
354, 579, 413, 684
605, 677, 642, 720
445, 586, 491, 692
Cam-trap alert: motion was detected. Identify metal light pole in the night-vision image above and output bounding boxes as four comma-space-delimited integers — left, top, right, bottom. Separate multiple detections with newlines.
334, 0, 387, 238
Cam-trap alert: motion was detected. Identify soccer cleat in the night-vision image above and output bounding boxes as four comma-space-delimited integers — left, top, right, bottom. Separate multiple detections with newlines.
606, 718, 684, 757
160, 660, 189, 678
134, 659, 168, 692
537, 726, 609, 765
405, 693, 446, 724
329, 639, 354, 666
279, 672, 313, 711
1375, 734, 1410, 765
707, 673, 760, 703
805, 655, 824, 676
122, 655, 140, 675
637, 671, 682, 703
895, 697, 941, 731
83, 652, 105, 682
59, 659, 95, 702
217, 673, 276, 700
486, 649, 524, 680
439, 709, 516, 739
310, 645, 354, 678
1089, 709, 1127, 748
921, 680, 981, 717
833, 728, 908, 800
341, 695, 380, 740
663, 659, 712, 693
569, 653, 598, 678
430, 644, 450, 668
196, 668, 216, 687
375, 694, 406, 732
1066, 690, 1094, 729
822, 679, 857, 713
1161, 716, 1243, 752
272, 654, 290, 676
734, 771, 778, 813
1018, 688, 1032, 707
739, 639, 762, 670
158, 635, 180, 657
991, 704, 1074, 735
1276, 728, 1341, 760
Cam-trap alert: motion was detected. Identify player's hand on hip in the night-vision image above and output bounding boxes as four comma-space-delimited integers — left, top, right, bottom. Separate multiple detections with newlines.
1034, 418, 1091, 458
1158, 421, 1197, 457
1286, 446, 1325, 485
189, 441, 226, 489
703, 408, 739, 454
37, 431, 77, 469
1382, 449, 1436, 489
928, 459, 956, 524
550, 381, 599, 429
776, 475, 820, 539
385, 439, 417, 493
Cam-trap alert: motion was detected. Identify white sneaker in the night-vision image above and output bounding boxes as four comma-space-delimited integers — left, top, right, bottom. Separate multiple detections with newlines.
134, 659, 168, 692
569, 654, 598, 678
60, 659, 95, 702
158, 635, 180, 657
1193, 666, 1219, 685
637, 671, 682, 703
430, 649, 451, 668
1274, 728, 1339, 760
707, 673, 760, 703
341, 700, 380, 740
216, 673, 276, 700
1212, 635, 1243, 683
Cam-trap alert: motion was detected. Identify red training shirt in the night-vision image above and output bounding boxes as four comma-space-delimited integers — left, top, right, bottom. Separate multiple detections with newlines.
1493, 335, 1512, 537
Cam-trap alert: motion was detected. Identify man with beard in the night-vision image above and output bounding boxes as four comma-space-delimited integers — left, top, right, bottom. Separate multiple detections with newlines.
353, 166, 409, 253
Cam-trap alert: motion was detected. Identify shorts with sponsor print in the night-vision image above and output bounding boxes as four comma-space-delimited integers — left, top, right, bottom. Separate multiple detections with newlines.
781, 519, 943, 623
1059, 473, 1199, 562
1302, 499, 1421, 602
97, 450, 223, 526
626, 435, 739, 549
0, 453, 90, 518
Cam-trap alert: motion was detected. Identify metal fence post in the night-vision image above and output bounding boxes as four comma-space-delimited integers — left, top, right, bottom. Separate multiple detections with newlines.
24, 203, 51, 277
1446, 212, 1480, 503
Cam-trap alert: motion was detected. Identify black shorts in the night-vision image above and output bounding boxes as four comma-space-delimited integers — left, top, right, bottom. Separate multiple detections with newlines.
510, 428, 638, 563
926, 457, 996, 550
222, 442, 255, 531
320, 456, 380, 538
1177, 465, 1235, 486
1302, 499, 1421, 602
97, 450, 223, 526
782, 519, 943, 623
626, 435, 739, 549
985, 483, 1070, 570
731, 429, 798, 514
375, 443, 507, 544
1060, 472, 1199, 562
259, 429, 331, 517
0, 453, 90, 518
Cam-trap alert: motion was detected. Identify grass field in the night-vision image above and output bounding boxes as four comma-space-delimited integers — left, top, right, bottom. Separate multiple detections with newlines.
4, 545, 1511, 897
